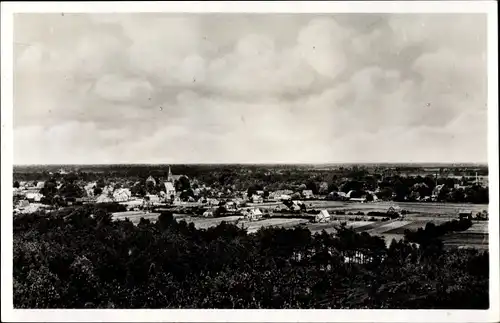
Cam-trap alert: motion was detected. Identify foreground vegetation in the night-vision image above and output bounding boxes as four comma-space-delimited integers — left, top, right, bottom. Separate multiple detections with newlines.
14, 206, 489, 309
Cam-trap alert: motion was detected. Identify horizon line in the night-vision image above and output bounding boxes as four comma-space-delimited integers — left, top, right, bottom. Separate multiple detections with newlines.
13, 161, 489, 167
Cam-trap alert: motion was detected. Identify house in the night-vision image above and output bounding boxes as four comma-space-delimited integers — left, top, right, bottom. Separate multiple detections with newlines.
113, 188, 132, 202
203, 209, 214, 217
96, 194, 113, 204
163, 182, 176, 200
173, 196, 182, 205
84, 182, 97, 197
225, 201, 238, 211
146, 194, 160, 203
315, 209, 331, 223
146, 176, 157, 187
26, 192, 43, 202
256, 190, 264, 196
302, 190, 314, 199
251, 195, 263, 203
269, 190, 293, 201
244, 208, 263, 221
206, 198, 219, 206
458, 209, 473, 219
18, 200, 30, 208
280, 194, 292, 201
346, 190, 357, 198
36, 182, 45, 189
337, 191, 348, 199
432, 184, 445, 197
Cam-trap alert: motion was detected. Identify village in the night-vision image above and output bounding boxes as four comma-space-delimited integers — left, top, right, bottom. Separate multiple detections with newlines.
13, 165, 489, 249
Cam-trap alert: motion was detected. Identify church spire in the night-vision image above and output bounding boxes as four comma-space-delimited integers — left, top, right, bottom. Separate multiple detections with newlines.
167, 166, 173, 182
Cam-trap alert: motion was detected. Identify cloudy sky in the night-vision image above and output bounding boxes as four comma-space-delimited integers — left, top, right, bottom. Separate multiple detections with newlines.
13, 13, 487, 164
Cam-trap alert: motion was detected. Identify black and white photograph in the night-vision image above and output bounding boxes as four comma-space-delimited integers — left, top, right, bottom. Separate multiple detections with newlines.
1, 1, 499, 322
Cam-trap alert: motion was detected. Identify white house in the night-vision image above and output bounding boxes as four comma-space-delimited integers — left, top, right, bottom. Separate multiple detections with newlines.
225, 201, 238, 211
302, 190, 314, 199
315, 209, 331, 223
203, 209, 215, 217
244, 208, 263, 221
251, 195, 264, 203
96, 194, 113, 204
146, 194, 161, 203
26, 192, 43, 202
113, 188, 132, 202
163, 182, 176, 199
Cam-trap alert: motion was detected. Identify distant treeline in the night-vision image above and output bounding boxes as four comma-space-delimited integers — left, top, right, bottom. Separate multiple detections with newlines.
15, 166, 489, 206
404, 218, 473, 246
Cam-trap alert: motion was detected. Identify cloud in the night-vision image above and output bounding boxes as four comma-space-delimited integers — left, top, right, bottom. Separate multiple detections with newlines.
13, 13, 488, 164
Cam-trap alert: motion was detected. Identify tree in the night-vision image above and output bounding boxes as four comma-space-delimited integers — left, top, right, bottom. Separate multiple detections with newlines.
40, 179, 58, 199
176, 176, 191, 192
93, 186, 103, 196
14, 181, 20, 188
180, 189, 195, 201
327, 183, 339, 193
305, 181, 319, 195
247, 186, 257, 198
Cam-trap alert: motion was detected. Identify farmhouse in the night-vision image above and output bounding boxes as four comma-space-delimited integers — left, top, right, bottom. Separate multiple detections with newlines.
315, 209, 331, 223
244, 208, 263, 221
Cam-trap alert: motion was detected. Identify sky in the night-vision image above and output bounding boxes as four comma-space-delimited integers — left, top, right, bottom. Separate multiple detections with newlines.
13, 13, 488, 165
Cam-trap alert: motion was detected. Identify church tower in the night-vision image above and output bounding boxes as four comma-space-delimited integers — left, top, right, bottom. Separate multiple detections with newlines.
167, 166, 173, 182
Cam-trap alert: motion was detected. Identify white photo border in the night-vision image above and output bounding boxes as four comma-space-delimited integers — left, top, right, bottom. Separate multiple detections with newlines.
1, 1, 498, 322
